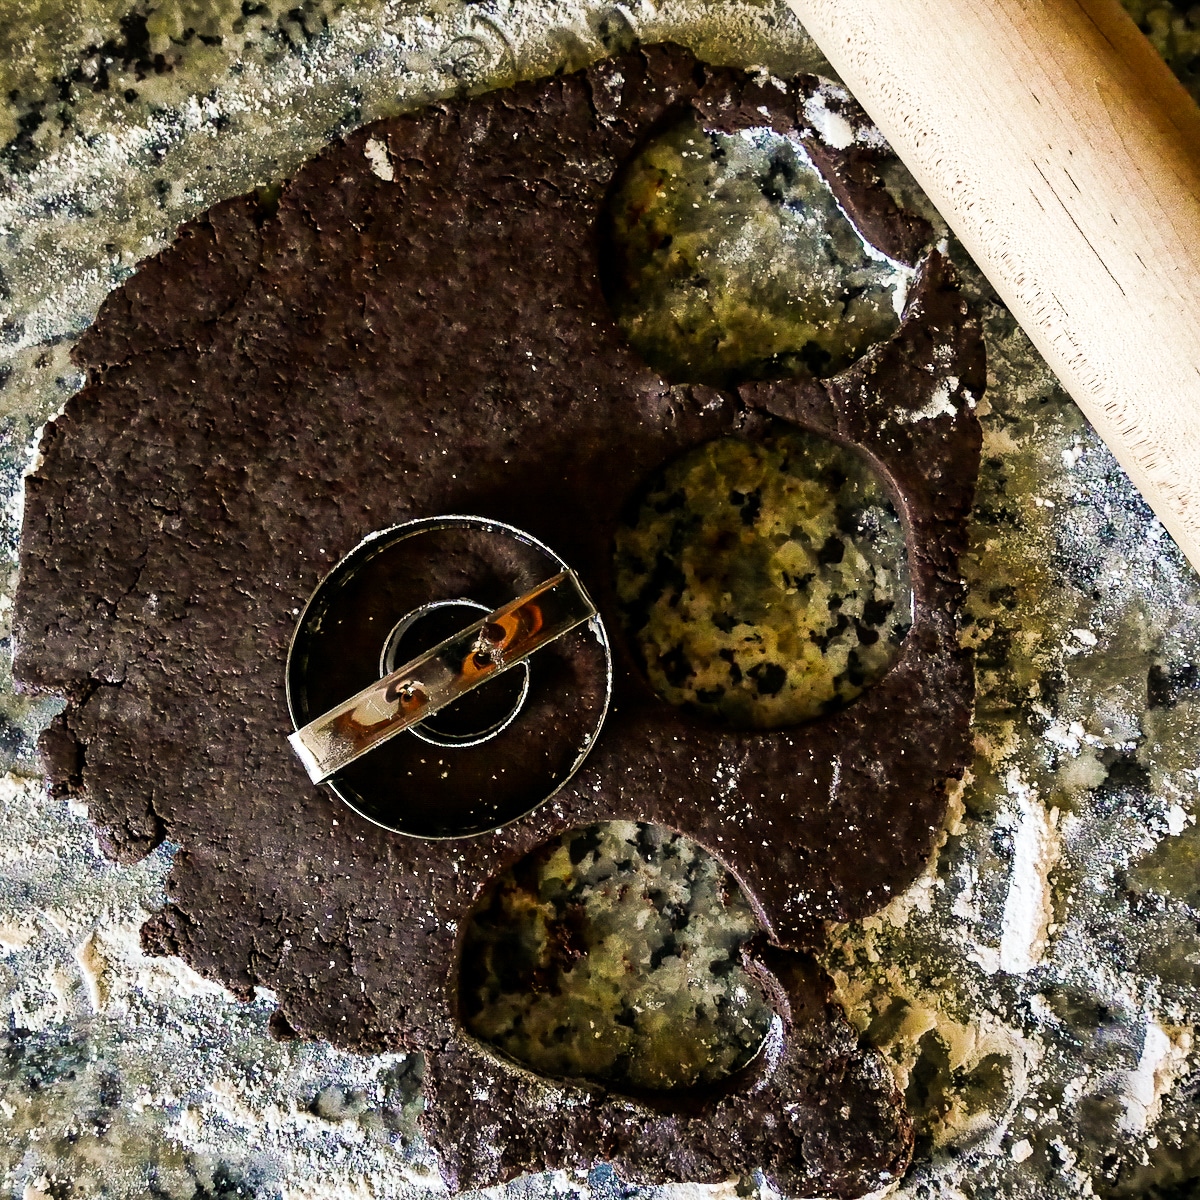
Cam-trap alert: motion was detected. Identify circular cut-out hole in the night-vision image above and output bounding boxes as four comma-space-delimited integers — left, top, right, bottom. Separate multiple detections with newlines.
459, 822, 772, 1091
614, 424, 912, 729
603, 116, 911, 385
380, 599, 530, 748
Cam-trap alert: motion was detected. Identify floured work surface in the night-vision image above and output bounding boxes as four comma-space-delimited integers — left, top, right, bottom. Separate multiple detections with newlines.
13, 44, 985, 1195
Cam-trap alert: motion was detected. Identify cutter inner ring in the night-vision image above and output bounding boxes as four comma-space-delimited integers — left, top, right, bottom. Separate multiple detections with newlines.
380, 598, 532, 749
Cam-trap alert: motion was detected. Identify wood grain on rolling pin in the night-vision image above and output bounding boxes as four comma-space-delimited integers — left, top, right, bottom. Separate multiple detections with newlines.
785, 0, 1200, 571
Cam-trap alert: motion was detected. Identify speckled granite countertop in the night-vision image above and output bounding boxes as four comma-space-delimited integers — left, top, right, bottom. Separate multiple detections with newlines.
3, 2, 1200, 1197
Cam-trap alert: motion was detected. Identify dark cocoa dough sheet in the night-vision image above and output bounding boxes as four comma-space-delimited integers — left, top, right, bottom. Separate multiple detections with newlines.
13, 44, 983, 1197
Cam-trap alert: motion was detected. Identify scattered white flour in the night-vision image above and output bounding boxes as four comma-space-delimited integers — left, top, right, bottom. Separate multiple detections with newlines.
897, 377, 959, 424
802, 90, 854, 150
364, 137, 395, 181
800, 79, 887, 151
1119, 1019, 1193, 1133
999, 777, 1061, 975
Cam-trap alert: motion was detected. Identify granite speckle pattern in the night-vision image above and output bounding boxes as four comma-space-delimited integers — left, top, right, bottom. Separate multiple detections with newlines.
614, 426, 911, 728
461, 821, 773, 1091
2, 0, 1200, 1197
604, 117, 908, 385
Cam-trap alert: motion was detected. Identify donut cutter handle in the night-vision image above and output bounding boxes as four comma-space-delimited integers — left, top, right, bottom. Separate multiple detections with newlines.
288, 570, 597, 783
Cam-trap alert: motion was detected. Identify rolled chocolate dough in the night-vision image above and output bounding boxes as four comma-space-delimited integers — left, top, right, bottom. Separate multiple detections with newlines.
14, 44, 983, 1197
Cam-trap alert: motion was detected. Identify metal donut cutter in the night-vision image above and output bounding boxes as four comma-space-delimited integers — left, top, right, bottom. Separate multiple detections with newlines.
286, 515, 612, 838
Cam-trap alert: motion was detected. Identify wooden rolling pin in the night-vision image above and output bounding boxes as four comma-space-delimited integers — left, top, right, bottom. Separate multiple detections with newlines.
785, 0, 1200, 572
